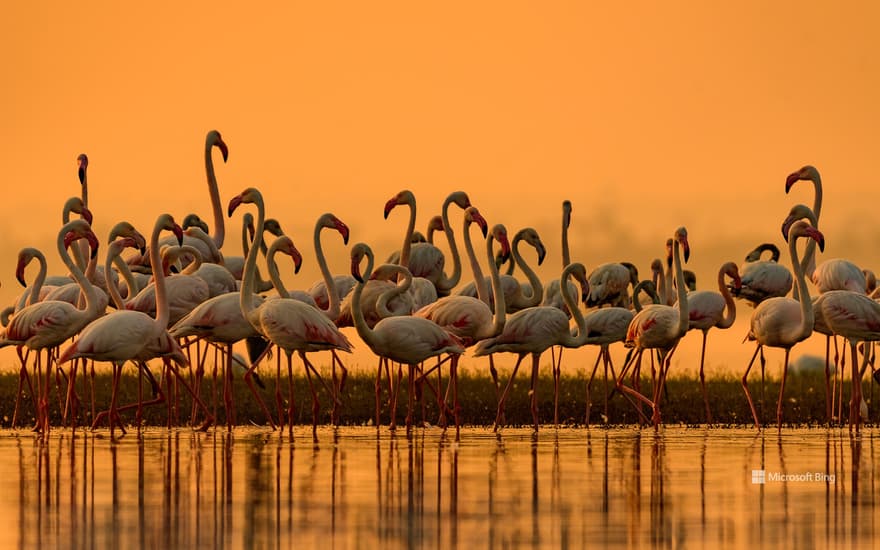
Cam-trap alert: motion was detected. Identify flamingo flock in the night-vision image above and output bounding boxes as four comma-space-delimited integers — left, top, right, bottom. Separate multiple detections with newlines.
2, 130, 877, 440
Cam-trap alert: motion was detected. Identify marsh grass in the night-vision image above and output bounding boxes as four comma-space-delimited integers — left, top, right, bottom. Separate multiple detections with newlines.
0, 362, 877, 429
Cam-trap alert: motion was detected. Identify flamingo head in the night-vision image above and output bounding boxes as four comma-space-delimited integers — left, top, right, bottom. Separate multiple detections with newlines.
227, 187, 261, 217
464, 207, 488, 238
781, 204, 817, 242
650, 258, 663, 279
207, 130, 229, 162
321, 214, 350, 244
620, 261, 639, 286
383, 190, 414, 219
785, 165, 820, 193
264, 218, 284, 237
14, 249, 35, 287
722, 261, 742, 290
64, 226, 100, 259
426, 215, 444, 234
566, 262, 590, 303
447, 191, 471, 210
182, 213, 209, 234
673, 227, 690, 263
790, 221, 825, 252
275, 236, 303, 274
517, 228, 546, 265
108, 221, 147, 255
77, 153, 88, 185
350, 242, 372, 283
562, 200, 572, 228
492, 224, 511, 264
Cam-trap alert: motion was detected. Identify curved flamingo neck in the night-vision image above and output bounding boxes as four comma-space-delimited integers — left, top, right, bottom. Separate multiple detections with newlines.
398, 195, 417, 271
462, 217, 489, 306
560, 263, 587, 347
511, 232, 543, 307
106, 241, 131, 309
351, 249, 380, 350
315, 214, 342, 320
673, 237, 689, 338
789, 231, 814, 342
486, 231, 507, 336
435, 195, 464, 293
149, 219, 172, 329
561, 201, 571, 267
376, 265, 413, 318
205, 138, 225, 250
716, 266, 737, 330
23, 249, 48, 307
265, 240, 290, 299
801, 175, 823, 279
240, 196, 266, 325
57, 222, 99, 318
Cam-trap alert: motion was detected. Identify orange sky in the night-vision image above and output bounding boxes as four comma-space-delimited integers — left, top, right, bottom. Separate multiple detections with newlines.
3, 3, 880, 376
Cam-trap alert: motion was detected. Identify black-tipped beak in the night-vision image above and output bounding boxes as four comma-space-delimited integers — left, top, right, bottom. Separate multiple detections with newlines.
785, 172, 800, 193
683, 242, 691, 263
173, 224, 184, 246
352, 261, 365, 283
78, 166, 86, 185
228, 195, 243, 217
218, 139, 229, 162
337, 221, 351, 245
15, 265, 26, 287
781, 216, 794, 242
87, 232, 100, 259
536, 244, 547, 265
81, 207, 94, 225
292, 251, 303, 274
383, 199, 397, 220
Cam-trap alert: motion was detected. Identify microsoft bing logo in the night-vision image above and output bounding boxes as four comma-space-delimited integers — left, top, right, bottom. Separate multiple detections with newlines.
752, 470, 766, 484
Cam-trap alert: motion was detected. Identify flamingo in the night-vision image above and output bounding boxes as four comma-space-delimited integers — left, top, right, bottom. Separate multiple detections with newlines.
813, 290, 880, 433
458, 227, 546, 313
414, 210, 511, 433
161, 244, 237, 298
58, 214, 213, 437
231, 188, 352, 438
384, 190, 472, 297
741, 220, 825, 429
586, 262, 639, 309
1, 220, 101, 433
543, 200, 576, 314
386, 215, 444, 264
615, 227, 691, 427
349, 242, 465, 432
581, 279, 663, 426
686, 261, 741, 423
732, 243, 793, 307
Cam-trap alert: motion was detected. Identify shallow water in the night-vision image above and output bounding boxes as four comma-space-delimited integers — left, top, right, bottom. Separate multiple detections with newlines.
0, 426, 876, 549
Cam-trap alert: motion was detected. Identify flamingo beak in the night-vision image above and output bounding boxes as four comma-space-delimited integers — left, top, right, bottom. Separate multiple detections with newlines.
291, 249, 303, 274
733, 275, 742, 290
785, 171, 801, 193
336, 220, 351, 245
383, 198, 398, 220
172, 224, 184, 246
781, 216, 795, 242
810, 227, 826, 252
352, 259, 365, 283
473, 212, 488, 238
228, 194, 244, 217
77, 154, 88, 185
499, 235, 512, 262
135, 231, 147, 255
15, 262, 26, 287
217, 138, 229, 162
682, 241, 691, 263
86, 231, 100, 259
536, 243, 547, 265
80, 206, 94, 226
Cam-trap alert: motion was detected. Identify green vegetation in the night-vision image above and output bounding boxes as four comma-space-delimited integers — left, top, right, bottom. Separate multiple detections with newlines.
0, 365, 876, 429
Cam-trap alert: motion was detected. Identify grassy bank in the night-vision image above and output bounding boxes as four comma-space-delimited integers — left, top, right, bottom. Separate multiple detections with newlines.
0, 365, 876, 429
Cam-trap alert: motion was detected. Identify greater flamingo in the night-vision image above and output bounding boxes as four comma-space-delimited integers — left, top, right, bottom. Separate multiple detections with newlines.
741, 220, 825, 429
231, 188, 352, 438
473, 262, 589, 431
615, 227, 691, 427
0, 220, 101, 433
58, 214, 214, 437
733, 243, 792, 307
349, 242, 465, 432
414, 210, 511, 433
686, 261, 741, 423
586, 262, 639, 309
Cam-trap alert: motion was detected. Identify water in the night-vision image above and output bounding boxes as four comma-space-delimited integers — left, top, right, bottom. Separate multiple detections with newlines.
0, 426, 876, 549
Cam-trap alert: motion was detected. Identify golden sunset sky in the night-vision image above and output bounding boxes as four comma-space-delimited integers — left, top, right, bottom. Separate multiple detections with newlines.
3, 2, 880, 376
